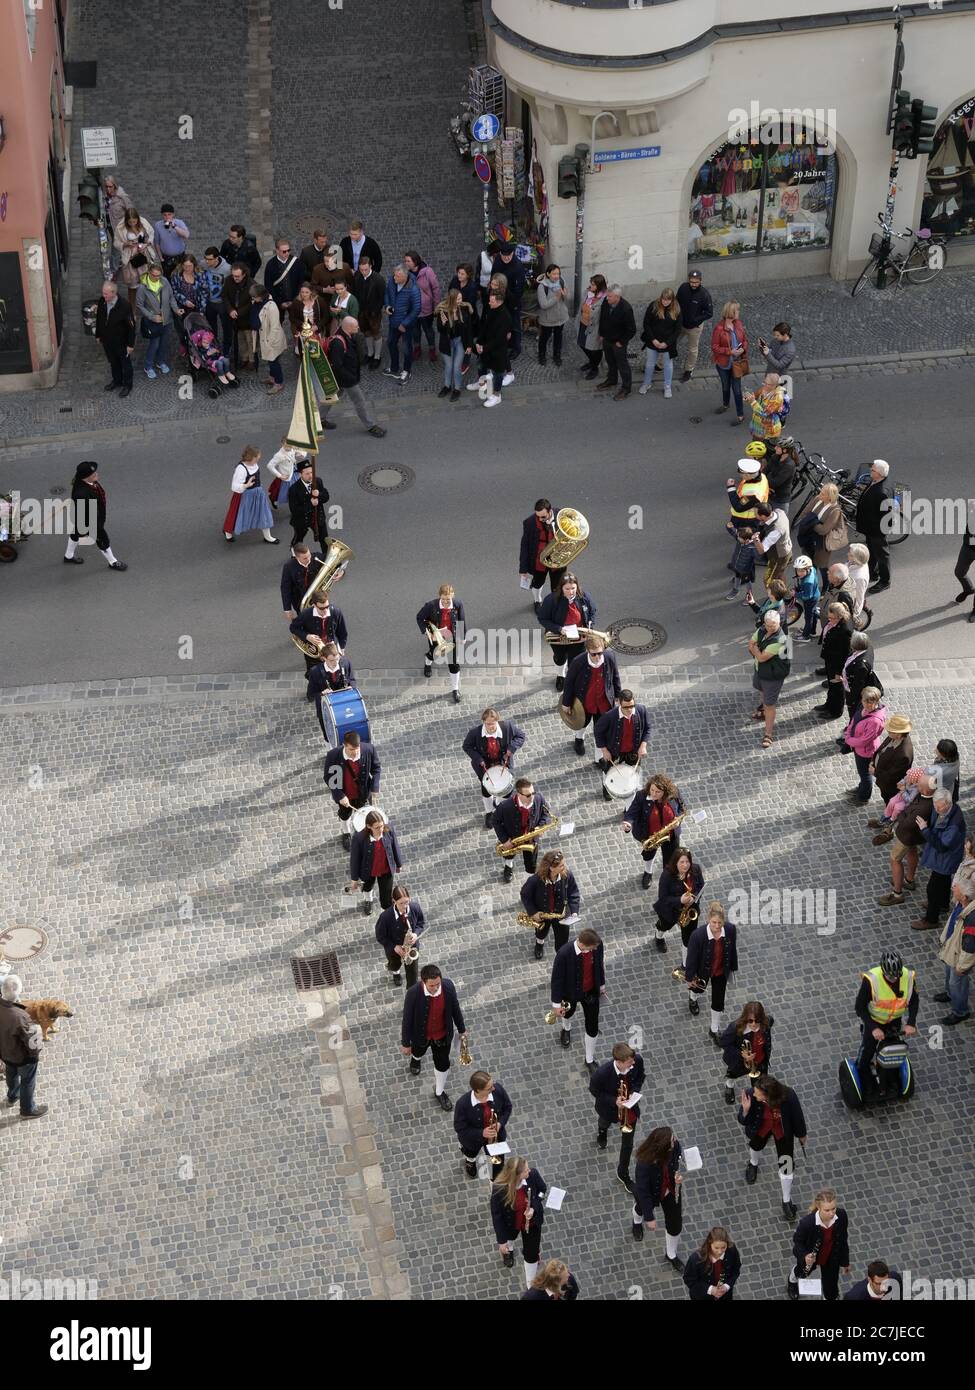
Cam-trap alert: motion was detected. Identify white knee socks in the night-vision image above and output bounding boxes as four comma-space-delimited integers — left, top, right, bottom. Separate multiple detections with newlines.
780, 1170, 794, 1203
450, 670, 460, 692
584, 1032, 597, 1064
64, 538, 78, 559
433, 1068, 449, 1097
523, 1260, 538, 1288
665, 1234, 680, 1260
710, 1008, 723, 1033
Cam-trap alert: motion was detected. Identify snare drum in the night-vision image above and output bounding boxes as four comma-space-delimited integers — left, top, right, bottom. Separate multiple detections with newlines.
603, 762, 641, 800
482, 765, 515, 799
351, 804, 387, 834
321, 687, 371, 746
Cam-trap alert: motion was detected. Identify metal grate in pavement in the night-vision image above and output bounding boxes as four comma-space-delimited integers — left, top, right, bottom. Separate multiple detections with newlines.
291, 952, 342, 991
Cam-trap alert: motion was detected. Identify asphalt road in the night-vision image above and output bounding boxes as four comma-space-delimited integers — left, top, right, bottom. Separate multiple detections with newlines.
1, 364, 972, 686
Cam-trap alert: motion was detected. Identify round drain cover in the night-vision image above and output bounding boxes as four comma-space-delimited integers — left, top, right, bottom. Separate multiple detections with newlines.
216, 435, 231, 444
606, 618, 668, 656
688, 416, 703, 424
0, 922, 50, 961
358, 463, 416, 495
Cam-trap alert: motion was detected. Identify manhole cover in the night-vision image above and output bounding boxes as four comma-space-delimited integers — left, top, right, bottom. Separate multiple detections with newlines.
291, 953, 342, 991
688, 416, 703, 424
216, 435, 231, 444
357, 463, 416, 495
293, 210, 345, 239
49, 485, 65, 496
606, 618, 668, 656
0, 923, 50, 962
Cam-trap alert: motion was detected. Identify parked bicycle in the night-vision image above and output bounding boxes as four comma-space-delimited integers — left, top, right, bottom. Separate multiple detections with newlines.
851, 213, 947, 296
788, 444, 911, 549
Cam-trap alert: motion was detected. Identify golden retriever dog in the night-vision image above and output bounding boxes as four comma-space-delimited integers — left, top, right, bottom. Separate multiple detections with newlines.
21, 999, 74, 1041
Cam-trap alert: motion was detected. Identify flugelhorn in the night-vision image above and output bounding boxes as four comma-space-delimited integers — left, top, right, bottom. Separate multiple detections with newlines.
544, 999, 570, 1025
617, 1078, 635, 1134
290, 537, 354, 659
538, 507, 590, 568
495, 820, 559, 859
641, 811, 687, 853
459, 1033, 473, 1066
544, 626, 613, 647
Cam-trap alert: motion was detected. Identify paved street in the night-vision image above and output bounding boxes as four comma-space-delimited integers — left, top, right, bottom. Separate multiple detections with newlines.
1, 364, 973, 686
1, 0, 973, 1311
0, 663, 971, 1299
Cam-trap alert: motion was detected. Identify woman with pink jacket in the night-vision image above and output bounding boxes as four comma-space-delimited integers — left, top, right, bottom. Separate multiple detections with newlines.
842, 687, 888, 804
710, 300, 749, 426
404, 251, 442, 364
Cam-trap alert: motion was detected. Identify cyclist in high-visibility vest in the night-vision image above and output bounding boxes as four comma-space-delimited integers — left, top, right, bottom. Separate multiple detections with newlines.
854, 948, 918, 1075
726, 459, 770, 534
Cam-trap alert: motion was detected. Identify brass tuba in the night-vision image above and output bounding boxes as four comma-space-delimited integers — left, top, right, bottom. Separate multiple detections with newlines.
538, 507, 590, 569
290, 538, 354, 659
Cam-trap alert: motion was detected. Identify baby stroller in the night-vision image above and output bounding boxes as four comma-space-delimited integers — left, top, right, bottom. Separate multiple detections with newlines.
184, 312, 239, 399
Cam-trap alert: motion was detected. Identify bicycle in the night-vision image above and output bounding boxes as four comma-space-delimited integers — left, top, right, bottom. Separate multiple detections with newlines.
850, 214, 947, 296
789, 449, 911, 548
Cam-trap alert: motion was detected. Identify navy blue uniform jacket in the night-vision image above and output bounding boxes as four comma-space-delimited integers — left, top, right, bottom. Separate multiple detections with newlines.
490, 1167, 546, 1243
401, 977, 466, 1050
562, 651, 621, 712
462, 720, 526, 775
291, 604, 348, 650
350, 824, 402, 880
551, 940, 605, 1004
634, 1139, 683, 1222
453, 1082, 513, 1151
323, 741, 380, 802
589, 1056, 646, 1126
594, 706, 650, 757
685, 922, 738, 983
375, 901, 426, 955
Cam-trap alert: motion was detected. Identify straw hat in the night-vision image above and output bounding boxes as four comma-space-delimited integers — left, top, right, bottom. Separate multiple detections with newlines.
885, 714, 912, 735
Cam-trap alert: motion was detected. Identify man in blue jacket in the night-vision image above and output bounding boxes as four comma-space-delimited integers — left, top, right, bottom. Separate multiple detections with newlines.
383, 264, 421, 382
911, 789, 966, 930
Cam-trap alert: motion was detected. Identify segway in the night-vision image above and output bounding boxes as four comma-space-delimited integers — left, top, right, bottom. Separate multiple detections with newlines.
839, 1029, 914, 1110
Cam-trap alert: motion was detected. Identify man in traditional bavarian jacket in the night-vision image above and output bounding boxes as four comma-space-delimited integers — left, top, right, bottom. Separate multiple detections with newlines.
550, 929, 606, 1070
561, 634, 622, 760
853, 948, 918, 1075
401, 964, 468, 1111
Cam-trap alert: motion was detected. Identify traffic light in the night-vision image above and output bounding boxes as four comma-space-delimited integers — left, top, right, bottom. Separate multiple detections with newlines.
886, 33, 905, 134
76, 170, 101, 223
910, 98, 938, 158
557, 154, 581, 199
891, 91, 914, 154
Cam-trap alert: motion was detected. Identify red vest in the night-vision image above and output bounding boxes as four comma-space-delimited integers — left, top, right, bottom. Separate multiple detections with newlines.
485, 736, 501, 763
711, 934, 725, 978
618, 715, 635, 753
370, 837, 390, 878
515, 1187, 529, 1233
343, 758, 361, 801
817, 1223, 836, 1267
438, 606, 453, 631
564, 600, 582, 629
535, 517, 550, 568
518, 803, 532, 834
581, 950, 596, 993
756, 1104, 784, 1141
582, 666, 611, 716
425, 990, 447, 1042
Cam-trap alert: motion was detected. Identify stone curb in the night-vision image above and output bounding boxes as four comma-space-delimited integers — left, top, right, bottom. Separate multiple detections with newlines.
2, 658, 974, 710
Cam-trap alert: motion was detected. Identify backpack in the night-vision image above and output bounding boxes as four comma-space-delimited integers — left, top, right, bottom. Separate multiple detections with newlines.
778, 391, 791, 422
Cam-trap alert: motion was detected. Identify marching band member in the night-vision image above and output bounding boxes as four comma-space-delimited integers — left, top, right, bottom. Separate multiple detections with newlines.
375, 884, 425, 989
738, 1072, 806, 1219
683, 1227, 742, 1302
589, 1042, 645, 1194
538, 572, 596, 691
787, 1189, 851, 1302
654, 846, 704, 964
522, 1260, 579, 1301
323, 730, 380, 850
401, 963, 468, 1112
718, 1000, 773, 1105
843, 1260, 902, 1301
518, 498, 565, 606
685, 901, 738, 1041
280, 541, 325, 618
622, 773, 683, 889
416, 583, 465, 704
631, 1125, 685, 1272
462, 707, 526, 828
306, 642, 355, 742
453, 1069, 513, 1180
350, 809, 402, 913
550, 928, 605, 1068
561, 634, 622, 759
493, 777, 554, 884
290, 590, 348, 672
594, 689, 649, 799
521, 850, 580, 961
490, 1156, 547, 1288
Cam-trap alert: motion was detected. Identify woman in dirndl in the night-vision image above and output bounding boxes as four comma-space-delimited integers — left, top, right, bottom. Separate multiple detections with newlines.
223, 445, 279, 544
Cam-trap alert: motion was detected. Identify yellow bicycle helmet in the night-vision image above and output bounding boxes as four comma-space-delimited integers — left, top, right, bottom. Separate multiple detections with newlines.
745, 441, 767, 460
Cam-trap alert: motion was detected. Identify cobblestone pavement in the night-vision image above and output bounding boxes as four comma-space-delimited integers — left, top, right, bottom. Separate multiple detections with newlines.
1, 662, 972, 1299
1, 2, 971, 448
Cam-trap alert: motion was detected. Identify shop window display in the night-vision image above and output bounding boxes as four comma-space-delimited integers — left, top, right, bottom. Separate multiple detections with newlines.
690, 139, 837, 260
921, 100, 975, 241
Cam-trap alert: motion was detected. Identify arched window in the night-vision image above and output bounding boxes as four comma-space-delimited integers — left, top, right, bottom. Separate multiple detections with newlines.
689, 134, 838, 261
921, 100, 975, 240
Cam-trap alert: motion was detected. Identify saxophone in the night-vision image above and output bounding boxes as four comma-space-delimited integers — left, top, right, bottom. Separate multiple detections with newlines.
617, 1078, 635, 1134
641, 811, 687, 853
516, 909, 567, 929
678, 880, 700, 931
495, 820, 559, 859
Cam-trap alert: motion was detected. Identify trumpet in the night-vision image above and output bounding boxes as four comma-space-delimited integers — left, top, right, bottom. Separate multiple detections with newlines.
488, 1108, 504, 1170
617, 1078, 635, 1134
495, 820, 559, 859
515, 909, 566, 929
641, 811, 687, 853
544, 999, 570, 1025
741, 1040, 761, 1080
544, 625, 614, 648
459, 1033, 473, 1066
425, 621, 454, 656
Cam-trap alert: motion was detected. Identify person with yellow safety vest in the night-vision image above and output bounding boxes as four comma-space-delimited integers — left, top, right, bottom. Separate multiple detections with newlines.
726, 459, 770, 536
854, 949, 918, 1077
